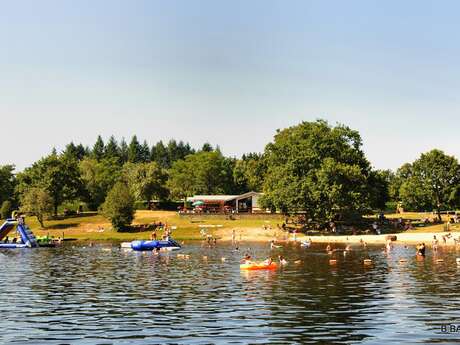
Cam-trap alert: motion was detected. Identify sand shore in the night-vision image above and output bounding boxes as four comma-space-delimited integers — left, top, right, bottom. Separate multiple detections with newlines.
297, 232, 459, 246
215, 226, 459, 246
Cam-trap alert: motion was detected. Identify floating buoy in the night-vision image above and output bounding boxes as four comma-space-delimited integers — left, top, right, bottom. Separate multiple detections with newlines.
364, 259, 373, 265
329, 259, 337, 265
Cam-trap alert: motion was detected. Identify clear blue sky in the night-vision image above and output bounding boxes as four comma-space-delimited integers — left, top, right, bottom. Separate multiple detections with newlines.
1, 0, 460, 171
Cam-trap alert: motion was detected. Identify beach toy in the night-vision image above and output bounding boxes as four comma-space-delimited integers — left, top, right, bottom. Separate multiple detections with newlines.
240, 262, 277, 270
0, 220, 38, 249
329, 259, 337, 265
363, 259, 373, 265
129, 239, 181, 252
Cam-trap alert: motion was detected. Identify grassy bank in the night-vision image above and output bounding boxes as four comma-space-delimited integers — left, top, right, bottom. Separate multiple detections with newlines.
11, 211, 460, 242
24, 211, 284, 242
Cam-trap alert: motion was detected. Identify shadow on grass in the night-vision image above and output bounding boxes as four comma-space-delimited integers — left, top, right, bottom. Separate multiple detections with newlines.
45, 223, 79, 230
117, 224, 158, 233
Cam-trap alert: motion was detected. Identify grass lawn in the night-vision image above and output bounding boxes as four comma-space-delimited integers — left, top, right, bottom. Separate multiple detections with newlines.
16, 211, 283, 241
5, 210, 458, 242
378, 212, 460, 233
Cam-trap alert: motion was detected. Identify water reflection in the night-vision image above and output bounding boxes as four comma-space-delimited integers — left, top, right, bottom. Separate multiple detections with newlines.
0, 242, 459, 344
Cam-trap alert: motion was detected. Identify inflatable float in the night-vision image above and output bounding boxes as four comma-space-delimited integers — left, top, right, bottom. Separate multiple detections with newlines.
0, 219, 39, 249
240, 261, 278, 270
121, 239, 181, 251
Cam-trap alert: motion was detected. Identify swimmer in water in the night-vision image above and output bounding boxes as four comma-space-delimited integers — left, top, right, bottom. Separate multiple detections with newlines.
432, 235, 438, 252
416, 243, 426, 256
242, 253, 252, 264
263, 257, 273, 265
385, 239, 392, 252
278, 255, 288, 265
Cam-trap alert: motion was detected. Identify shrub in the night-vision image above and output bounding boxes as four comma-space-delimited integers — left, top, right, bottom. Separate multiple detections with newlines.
102, 182, 135, 231
134, 201, 149, 210
0, 200, 12, 219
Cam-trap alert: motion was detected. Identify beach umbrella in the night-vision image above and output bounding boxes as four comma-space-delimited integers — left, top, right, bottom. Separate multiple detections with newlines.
192, 200, 204, 206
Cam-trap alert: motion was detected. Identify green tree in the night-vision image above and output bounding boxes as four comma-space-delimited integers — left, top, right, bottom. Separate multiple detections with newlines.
20, 187, 53, 227
79, 157, 121, 209
104, 135, 121, 162
16, 154, 83, 216
63, 142, 88, 161
119, 138, 129, 163
128, 135, 142, 163
233, 153, 266, 193
398, 149, 460, 220
167, 151, 234, 202
123, 162, 168, 202
102, 181, 135, 231
260, 120, 373, 222
367, 169, 393, 211
92, 135, 105, 161
201, 142, 213, 152
0, 165, 16, 206
139, 140, 151, 163
0, 200, 12, 219
154, 141, 169, 168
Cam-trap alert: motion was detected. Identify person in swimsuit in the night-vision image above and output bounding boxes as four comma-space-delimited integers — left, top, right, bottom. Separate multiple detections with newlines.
278, 255, 288, 265
416, 243, 426, 256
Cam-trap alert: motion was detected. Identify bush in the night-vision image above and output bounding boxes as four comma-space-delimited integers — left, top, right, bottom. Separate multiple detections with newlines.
0, 200, 12, 219
385, 201, 398, 212
134, 201, 149, 210
102, 182, 135, 231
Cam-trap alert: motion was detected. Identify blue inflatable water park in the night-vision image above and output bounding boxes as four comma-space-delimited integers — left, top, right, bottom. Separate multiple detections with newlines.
0, 218, 39, 248
122, 239, 181, 251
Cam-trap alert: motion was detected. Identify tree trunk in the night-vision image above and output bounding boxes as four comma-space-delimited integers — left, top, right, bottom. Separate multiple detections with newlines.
54, 203, 58, 217
437, 209, 442, 222
37, 214, 44, 228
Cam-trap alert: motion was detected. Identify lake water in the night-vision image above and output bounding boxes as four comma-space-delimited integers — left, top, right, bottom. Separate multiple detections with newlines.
0, 241, 460, 344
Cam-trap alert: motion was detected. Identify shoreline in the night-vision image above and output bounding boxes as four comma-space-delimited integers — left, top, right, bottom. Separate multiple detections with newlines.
296, 232, 458, 246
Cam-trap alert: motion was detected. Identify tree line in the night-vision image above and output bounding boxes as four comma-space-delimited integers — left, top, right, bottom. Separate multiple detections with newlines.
0, 120, 458, 230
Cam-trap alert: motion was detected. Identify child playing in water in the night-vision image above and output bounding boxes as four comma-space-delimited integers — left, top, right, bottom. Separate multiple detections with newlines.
278, 255, 288, 265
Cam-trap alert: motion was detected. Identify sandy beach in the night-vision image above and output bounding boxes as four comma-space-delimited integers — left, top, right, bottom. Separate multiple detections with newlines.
214, 225, 460, 247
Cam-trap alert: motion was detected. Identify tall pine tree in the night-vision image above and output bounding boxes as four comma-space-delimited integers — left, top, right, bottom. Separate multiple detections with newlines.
92, 135, 105, 161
